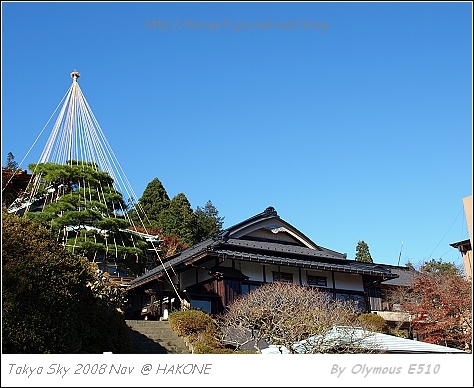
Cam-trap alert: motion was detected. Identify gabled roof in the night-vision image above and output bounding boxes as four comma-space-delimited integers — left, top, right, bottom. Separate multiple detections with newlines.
127, 207, 398, 290
224, 206, 323, 250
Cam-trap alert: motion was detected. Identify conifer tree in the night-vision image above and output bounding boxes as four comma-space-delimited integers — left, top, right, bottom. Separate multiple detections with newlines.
159, 193, 196, 246
5, 152, 19, 171
355, 240, 373, 263
128, 177, 225, 252
129, 177, 170, 228
194, 200, 224, 242
22, 161, 149, 276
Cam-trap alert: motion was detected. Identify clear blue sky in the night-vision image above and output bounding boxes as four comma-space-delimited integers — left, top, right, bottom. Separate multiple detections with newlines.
2, 2, 472, 268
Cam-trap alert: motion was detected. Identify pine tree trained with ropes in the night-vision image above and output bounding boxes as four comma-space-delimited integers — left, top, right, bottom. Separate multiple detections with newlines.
5, 70, 164, 280
22, 160, 149, 277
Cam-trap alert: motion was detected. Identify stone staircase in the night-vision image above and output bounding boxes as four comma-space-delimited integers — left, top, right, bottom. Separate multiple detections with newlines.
126, 320, 192, 354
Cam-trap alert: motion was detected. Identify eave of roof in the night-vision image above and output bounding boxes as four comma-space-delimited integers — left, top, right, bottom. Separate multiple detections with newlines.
127, 207, 397, 290
377, 264, 418, 287
221, 238, 346, 260
214, 248, 397, 278
450, 239, 471, 249
127, 240, 398, 290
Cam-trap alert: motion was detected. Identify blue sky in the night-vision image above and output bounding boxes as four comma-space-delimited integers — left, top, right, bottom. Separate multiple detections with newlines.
2, 2, 472, 269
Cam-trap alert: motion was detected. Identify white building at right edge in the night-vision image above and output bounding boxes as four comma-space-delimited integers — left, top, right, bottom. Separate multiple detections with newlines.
450, 195, 472, 280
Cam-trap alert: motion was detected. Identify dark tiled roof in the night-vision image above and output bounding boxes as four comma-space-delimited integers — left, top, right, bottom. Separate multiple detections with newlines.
214, 248, 397, 278
225, 206, 325, 251
220, 238, 346, 260
128, 237, 398, 289
127, 206, 398, 290
377, 264, 417, 286
225, 206, 279, 234
450, 239, 471, 249
128, 237, 216, 288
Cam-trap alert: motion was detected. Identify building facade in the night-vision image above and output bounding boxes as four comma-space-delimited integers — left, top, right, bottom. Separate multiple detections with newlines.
450, 195, 473, 280
126, 207, 400, 318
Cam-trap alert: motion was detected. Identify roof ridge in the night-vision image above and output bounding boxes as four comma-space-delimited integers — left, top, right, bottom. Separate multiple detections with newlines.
218, 206, 279, 235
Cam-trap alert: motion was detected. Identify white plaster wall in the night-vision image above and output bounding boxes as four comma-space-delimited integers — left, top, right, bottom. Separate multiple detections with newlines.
302, 270, 333, 288
333, 272, 364, 291
179, 267, 212, 288
197, 267, 212, 283
238, 261, 266, 282
263, 264, 301, 284
180, 268, 196, 288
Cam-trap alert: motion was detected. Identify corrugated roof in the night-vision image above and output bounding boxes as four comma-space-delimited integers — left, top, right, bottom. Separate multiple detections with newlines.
261, 326, 467, 354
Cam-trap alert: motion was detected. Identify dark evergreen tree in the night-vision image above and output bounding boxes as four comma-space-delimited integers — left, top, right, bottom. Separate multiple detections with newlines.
129, 177, 170, 228
159, 193, 196, 246
5, 152, 19, 171
355, 240, 373, 263
127, 177, 225, 252
194, 200, 224, 242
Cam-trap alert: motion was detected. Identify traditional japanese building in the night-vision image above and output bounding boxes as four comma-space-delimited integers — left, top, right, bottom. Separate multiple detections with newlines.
126, 206, 399, 318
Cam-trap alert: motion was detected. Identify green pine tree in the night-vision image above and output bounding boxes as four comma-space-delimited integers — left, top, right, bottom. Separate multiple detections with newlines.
420, 259, 460, 276
23, 161, 149, 276
355, 240, 373, 263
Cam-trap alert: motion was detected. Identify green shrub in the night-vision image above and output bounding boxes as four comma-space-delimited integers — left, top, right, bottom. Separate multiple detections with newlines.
235, 349, 258, 354
2, 211, 133, 353
168, 309, 216, 337
188, 327, 220, 348
168, 309, 257, 353
358, 313, 390, 334
390, 329, 409, 338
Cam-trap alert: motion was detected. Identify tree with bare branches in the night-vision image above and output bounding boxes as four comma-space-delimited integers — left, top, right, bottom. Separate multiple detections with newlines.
217, 282, 380, 353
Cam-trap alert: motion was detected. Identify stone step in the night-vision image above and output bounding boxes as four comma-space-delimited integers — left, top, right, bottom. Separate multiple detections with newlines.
126, 320, 191, 354
131, 331, 178, 340
132, 334, 176, 342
